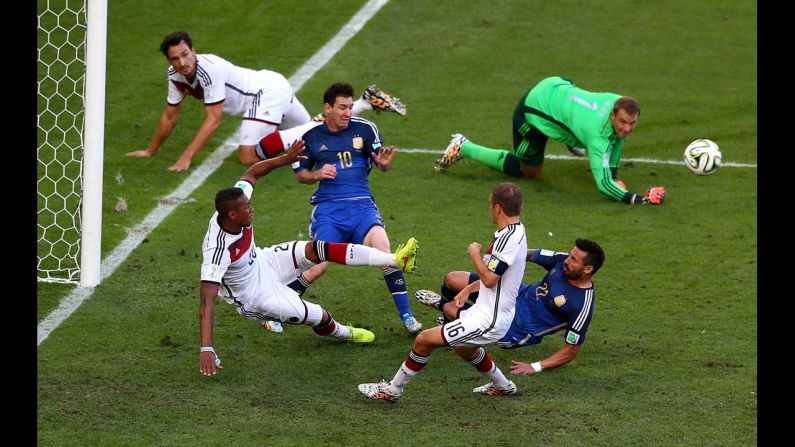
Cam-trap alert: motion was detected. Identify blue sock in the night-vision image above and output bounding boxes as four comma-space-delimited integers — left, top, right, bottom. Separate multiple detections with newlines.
384, 268, 412, 318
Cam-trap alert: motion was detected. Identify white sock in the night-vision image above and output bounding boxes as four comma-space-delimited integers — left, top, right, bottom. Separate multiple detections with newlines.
389, 362, 418, 393
345, 244, 393, 267
352, 98, 371, 116
484, 363, 511, 388
278, 121, 321, 149
329, 321, 352, 340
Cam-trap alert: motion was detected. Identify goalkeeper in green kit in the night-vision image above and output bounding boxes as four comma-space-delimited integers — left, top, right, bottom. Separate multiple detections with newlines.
435, 76, 665, 205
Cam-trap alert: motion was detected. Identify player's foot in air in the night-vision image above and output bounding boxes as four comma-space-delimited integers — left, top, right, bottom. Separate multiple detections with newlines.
415, 289, 442, 310
362, 84, 407, 116
349, 326, 376, 343
393, 237, 418, 273
473, 380, 518, 396
401, 313, 423, 334
358, 381, 402, 402
566, 145, 586, 157
312, 113, 326, 123
435, 133, 468, 173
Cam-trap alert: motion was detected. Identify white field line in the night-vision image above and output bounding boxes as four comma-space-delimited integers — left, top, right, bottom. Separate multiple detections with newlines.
37, 0, 391, 347
398, 148, 757, 168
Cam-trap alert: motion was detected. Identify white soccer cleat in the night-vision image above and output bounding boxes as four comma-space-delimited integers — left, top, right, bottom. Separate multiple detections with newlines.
358, 381, 402, 402
415, 289, 442, 310
435, 133, 468, 173
262, 320, 284, 333
362, 84, 407, 116
473, 380, 517, 396
566, 145, 586, 157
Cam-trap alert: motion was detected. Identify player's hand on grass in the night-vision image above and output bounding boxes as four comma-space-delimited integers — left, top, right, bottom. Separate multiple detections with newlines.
643, 186, 665, 204
168, 157, 191, 172
199, 347, 223, 376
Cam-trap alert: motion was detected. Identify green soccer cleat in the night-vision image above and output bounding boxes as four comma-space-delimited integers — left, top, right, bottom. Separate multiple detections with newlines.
349, 326, 375, 343
393, 237, 419, 273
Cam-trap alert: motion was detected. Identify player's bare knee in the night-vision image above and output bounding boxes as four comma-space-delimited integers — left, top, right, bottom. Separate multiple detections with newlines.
238, 147, 260, 165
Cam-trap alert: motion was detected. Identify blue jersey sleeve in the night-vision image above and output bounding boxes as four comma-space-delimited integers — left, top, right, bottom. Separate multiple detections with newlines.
558, 285, 594, 346
531, 249, 569, 270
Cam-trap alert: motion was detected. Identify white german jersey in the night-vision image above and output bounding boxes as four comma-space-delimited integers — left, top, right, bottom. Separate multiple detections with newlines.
167, 54, 289, 117
467, 222, 528, 337
200, 181, 259, 301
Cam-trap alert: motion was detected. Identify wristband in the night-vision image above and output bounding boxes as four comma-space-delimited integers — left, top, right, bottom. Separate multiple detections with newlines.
531, 361, 543, 373
201, 346, 221, 366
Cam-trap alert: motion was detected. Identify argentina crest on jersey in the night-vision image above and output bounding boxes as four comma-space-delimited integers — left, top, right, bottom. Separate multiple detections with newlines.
352, 136, 363, 151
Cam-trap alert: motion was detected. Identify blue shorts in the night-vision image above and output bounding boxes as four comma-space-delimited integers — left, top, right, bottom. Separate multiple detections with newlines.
309, 199, 384, 244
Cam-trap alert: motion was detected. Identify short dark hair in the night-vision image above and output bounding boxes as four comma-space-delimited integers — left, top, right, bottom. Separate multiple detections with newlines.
613, 96, 640, 117
323, 82, 355, 106
490, 182, 523, 217
215, 187, 244, 215
575, 238, 605, 274
160, 30, 192, 57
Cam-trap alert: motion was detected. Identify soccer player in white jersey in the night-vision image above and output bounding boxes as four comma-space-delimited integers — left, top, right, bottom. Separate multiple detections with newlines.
198, 139, 419, 376
358, 183, 527, 400
127, 30, 407, 172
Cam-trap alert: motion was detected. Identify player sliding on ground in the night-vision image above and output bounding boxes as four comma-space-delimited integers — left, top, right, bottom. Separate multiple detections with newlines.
198, 139, 418, 376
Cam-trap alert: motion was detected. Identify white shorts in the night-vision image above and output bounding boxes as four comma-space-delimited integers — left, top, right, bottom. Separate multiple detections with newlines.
238, 74, 311, 145
230, 240, 324, 326
441, 305, 512, 348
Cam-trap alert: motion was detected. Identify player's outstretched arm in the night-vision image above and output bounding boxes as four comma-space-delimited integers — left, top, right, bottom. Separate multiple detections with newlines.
167, 102, 224, 172
240, 139, 307, 186
510, 343, 580, 375
199, 281, 223, 376
126, 104, 181, 158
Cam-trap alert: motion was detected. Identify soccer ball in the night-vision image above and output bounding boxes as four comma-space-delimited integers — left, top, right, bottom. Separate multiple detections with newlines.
683, 139, 722, 175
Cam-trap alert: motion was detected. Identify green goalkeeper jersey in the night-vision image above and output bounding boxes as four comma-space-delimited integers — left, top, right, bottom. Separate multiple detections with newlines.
523, 76, 629, 202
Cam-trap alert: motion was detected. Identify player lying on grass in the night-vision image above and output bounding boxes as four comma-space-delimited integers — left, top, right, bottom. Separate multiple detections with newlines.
435, 76, 664, 205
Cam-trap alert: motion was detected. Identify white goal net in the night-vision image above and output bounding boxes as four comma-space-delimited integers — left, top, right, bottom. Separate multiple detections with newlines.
37, 0, 106, 286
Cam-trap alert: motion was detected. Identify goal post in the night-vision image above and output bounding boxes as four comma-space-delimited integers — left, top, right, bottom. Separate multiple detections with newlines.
37, 0, 106, 286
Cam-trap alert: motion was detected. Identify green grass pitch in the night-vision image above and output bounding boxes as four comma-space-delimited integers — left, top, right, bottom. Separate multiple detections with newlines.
38, 0, 757, 445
